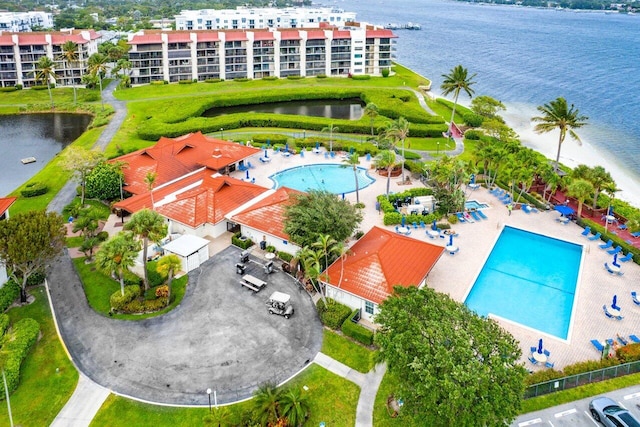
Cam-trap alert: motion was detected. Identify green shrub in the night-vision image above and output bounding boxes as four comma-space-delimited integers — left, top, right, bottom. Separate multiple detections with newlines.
0, 313, 10, 336
81, 92, 100, 102
277, 251, 294, 262
31, 85, 50, 91
341, 311, 374, 345
123, 272, 142, 287
286, 75, 304, 80
316, 74, 328, 79
147, 261, 167, 287
25, 269, 46, 286
316, 299, 352, 329
121, 297, 168, 313
0, 87, 18, 92
232, 232, 254, 250
20, 182, 48, 198
151, 81, 165, 86
262, 76, 278, 81
109, 285, 141, 311
448, 214, 459, 224
233, 77, 249, 82
178, 80, 194, 84
464, 130, 482, 140
0, 318, 40, 399
463, 112, 484, 127
97, 231, 109, 242
15, 84, 22, 90
351, 74, 371, 80
0, 281, 21, 313
402, 150, 422, 160
525, 368, 566, 386
381, 68, 390, 77
616, 343, 640, 363
205, 78, 222, 83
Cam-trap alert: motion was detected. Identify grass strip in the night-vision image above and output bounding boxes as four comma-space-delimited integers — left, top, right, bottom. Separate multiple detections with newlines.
321, 329, 377, 373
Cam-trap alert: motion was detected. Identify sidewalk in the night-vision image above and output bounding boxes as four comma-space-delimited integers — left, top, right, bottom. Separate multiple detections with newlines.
50, 374, 111, 427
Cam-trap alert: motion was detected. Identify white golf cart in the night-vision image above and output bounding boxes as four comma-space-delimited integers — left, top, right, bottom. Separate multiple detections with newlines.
266, 291, 294, 319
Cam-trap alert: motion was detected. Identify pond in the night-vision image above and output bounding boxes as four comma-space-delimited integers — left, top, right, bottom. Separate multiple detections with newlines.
202, 98, 364, 120
0, 113, 92, 196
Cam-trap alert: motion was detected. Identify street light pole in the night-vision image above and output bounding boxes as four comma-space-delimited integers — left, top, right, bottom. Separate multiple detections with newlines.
206, 388, 212, 413
437, 141, 440, 156
220, 128, 224, 140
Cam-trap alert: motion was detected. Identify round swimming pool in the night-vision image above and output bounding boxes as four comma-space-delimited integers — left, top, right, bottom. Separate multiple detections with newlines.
269, 163, 375, 194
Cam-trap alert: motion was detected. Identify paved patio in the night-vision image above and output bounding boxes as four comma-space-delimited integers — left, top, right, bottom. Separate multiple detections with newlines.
235, 147, 640, 370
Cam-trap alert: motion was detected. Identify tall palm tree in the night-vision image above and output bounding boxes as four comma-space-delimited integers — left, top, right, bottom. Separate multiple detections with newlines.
567, 178, 594, 218
88, 52, 108, 111
321, 123, 339, 153
385, 117, 410, 183
156, 254, 181, 305
342, 152, 361, 204
298, 247, 327, 305
312, 234, 337, 271
587, 166, 614, 211
59, 41, 79, 104
374, 150, 397, 198
95, 232, 141, 296
363, 102, 379, 136
124, 209, 168, 291
532, 97, 588, 172
252, 383, 282, 426
440, 65, 477, 135
280, 388, 310, 427
144, 171, 157, 209
34, 56, 56, 109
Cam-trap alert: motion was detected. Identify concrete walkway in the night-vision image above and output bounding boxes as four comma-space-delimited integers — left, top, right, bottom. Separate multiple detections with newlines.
314, 352, 387, 427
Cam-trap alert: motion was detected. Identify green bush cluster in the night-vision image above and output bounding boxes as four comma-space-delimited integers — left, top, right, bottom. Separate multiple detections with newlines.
204, 78, 222, 83
124, 272, 142, 287
233, 77, 250, 82
0, 87, 18, 92
464, 129, 482, 140
316, 74, 328, 79
277, 251, 294, 262
436, 97, 474, 117
286, 75, 304, 80
109, 285, 141, 311
31, 84, 54, 90
15, 84, 22, 90
381, 68, 390, 77
20, 182, 48, 198
232, 232, 254, 250
178, 80, 195, 84
147, 261, 168, 288
341, 311, 374, 345
463, 112, 484, 127
404, 159, 426, 174
261, 76, 278, 81
0, 318, 40, 400
351, 75, 371, 80
121, 297, 168, 313
0, 281, 21, 312
317, 299, 352, 329
253, 134, 289, 145
0, 313, 10, 336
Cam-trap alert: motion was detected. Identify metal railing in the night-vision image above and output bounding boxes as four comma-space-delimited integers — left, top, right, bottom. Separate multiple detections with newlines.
525, 360, 640, 398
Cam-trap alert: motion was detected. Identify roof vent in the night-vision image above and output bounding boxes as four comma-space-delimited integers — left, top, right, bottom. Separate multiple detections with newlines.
211, 148, 222, 158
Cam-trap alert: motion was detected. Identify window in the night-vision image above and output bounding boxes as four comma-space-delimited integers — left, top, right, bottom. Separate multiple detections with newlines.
365, 301, 374, 315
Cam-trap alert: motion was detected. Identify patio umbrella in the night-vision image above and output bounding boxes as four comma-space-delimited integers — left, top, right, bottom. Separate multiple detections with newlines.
448, 234, 454, 246
470, 174, 475, 185
264, 149, 268, 158
267, 139, 271, 147
431, 220, 437, 231
300, 150, 304, 158
612, 295, 619, 310
245, 170, 250, 180
537, 338, 543, 354
285, 143, 289, 153
315, 142, 320, 149
609, 206, 614, 216
401, 215, 406, 227
613, 253, 620, 267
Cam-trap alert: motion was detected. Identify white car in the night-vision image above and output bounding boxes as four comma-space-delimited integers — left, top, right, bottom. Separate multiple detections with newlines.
589, 397, 640, 427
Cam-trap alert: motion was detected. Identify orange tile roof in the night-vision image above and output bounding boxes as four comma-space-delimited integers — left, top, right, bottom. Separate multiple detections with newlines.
128, 34, 163, 45
167, 33, 192, 43
332, 30, 351, 39
17, 34, 47, 45
229, 187, 303, 241
252, 31, 274, 41
0, 35, 14, 46
196, 33, 220, 42
280, 30, 301, 40
154, 174, 268, 228
225, 32, 248, 42
305, 30, 326, 40
365, 30, 398, 38
323, 227, 445, 305
51, 34, 88, 45
112, 132, 260, 195
0, 197, 17, 217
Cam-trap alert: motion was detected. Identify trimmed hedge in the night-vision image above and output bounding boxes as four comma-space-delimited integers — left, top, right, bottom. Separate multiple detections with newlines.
317, 298, 352, 329
351, 74, 371, 80
341, 310, 374, 345
0, 87, 18, 92
0, 281, 21, 313
277, 251, 294, 262
20, 182, 48, 198
232, 232, 254, 250
121, 297, 168, 313
109, 285, 141, 311
0, 318, 40, 400
0, 313, 9, 336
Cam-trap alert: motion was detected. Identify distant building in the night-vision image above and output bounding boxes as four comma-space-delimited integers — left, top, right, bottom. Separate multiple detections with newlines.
175, 7, 357, 31
0, 29, 100, 88
127, 25, 395, 84
0, 11, 53, 32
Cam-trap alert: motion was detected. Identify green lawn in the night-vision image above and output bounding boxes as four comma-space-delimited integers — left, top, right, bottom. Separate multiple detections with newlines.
90, 364, 359, 426
373, 370, 420, 426
321, 329, 377, 373
72, 257, 188, 320
0, 286, 78, 427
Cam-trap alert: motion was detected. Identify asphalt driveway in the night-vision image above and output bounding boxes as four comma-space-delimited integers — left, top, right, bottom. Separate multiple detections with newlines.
48, 245, 323, 405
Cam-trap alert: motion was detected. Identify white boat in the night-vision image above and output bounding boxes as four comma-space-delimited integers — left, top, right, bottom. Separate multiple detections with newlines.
21, 157, 36, 164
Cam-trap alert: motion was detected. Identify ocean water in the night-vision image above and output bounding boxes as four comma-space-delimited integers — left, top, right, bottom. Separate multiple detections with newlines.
342, 0, 640, 204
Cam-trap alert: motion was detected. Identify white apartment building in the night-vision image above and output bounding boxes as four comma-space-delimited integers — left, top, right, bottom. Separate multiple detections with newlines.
0, 11, 53, 32
175, 7, 357, 31
0, 30, 100, 88
127, 26, 395, 84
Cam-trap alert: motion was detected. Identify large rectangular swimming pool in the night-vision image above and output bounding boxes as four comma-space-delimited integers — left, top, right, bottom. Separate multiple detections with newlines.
464, 226, 582, 340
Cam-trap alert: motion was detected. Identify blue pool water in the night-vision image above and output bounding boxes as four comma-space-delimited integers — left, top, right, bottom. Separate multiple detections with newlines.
464, 226, 582, 340
465, 200, 488, 210
269, 163, 375, 194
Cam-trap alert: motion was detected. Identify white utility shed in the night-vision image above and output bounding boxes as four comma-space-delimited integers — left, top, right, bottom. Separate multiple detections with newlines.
162, 235, 210, 273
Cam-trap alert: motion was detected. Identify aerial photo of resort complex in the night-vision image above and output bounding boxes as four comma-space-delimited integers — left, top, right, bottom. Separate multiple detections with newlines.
0, 1, 639, 426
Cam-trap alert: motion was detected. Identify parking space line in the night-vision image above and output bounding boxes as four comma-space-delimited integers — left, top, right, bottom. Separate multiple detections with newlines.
518, 418, 542, 426
584, 410, 599, 425
554, 408, 576, 418
625, 392, 640, 400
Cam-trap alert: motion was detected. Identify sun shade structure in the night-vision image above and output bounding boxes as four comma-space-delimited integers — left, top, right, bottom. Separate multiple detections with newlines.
554, 205, 575, 216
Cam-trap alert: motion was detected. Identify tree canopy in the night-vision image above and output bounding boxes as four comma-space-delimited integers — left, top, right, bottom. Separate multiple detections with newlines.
283, 190, 362, 248
0, 210, 66, 302
375, 286, 527, 426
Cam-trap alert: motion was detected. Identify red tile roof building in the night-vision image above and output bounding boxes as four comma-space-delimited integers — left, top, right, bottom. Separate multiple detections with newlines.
0, 196, 17, 221
321, 226, 445, 321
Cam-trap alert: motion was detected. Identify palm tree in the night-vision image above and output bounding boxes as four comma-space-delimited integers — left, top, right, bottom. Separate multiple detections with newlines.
34, 56, 56, 109
124, 209, 168, 291
252, 383, 282, 426
95, 232, 141, 296
587, 166, 614, 211
88, 52, 108, 111
374, 150, 397, 198
363, 102, 379, 136
532, 97, 588, 172
342, 152, 361, 204
567, 178, 594, 218
59, 41, 79, 104
440, 65, 477, 135
312, 234, 337, 271
156, 254, 181, 305
298, 247, 327, 305
280, 388, 310, 427
144, 171, 157, 209
385, 117, 410, 183
321, 123, 339, 153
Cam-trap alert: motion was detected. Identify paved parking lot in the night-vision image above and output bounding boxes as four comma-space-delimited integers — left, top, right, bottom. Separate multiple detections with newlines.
48, 245, 322, 405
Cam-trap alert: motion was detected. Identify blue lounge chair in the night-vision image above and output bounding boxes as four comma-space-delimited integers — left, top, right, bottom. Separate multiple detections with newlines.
477, 210, 488, 220
606, 339, 615, 347
324, 152, 329, 159
456, 212, 467, 223
630, 335, 640, 343
395, 226, 401, 234
618, 223, 628, 230
603, 305, 614, 318
469, 210, 481, 221
619, 253, 634, 263
247, 161, 255, 169
522, 204, 532, 214
412, 222, 419, 229
530, 346, 537, 354
632, 291, 640, 306
591, 339, 605, 352
330, 151, 335, 159
599, 239, 613, 249
581, 226, 591, 236
607, 245, 622, 255
419, 221, 426, 229
528, 355, 539, 365
545, 361, 555, 369
605, 262, 624, 276
238, 164, 248, 171
543, 349, 550, 357
588, 232, 602, 241
618, 335, 629, 346
631, 231, 640, 238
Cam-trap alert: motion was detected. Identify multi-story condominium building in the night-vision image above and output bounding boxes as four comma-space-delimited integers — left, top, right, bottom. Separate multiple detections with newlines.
0, 11, 54, 32
127, 25, 395, 84
175, 7, 357, 31
0, 30, 100, 88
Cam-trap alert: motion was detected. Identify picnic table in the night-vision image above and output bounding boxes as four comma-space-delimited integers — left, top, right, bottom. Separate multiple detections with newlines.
240, 274, 267, 292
